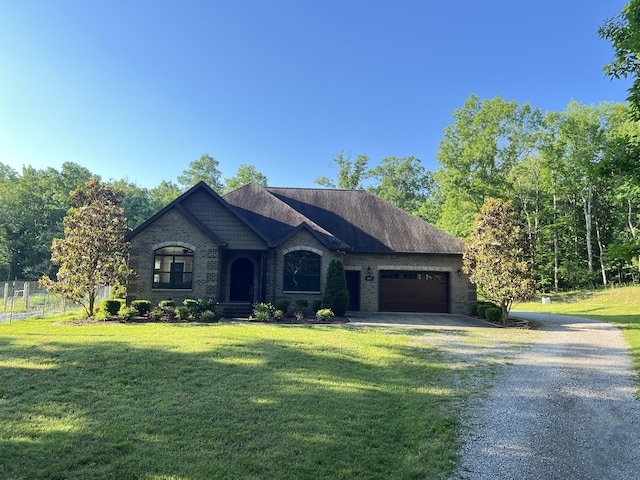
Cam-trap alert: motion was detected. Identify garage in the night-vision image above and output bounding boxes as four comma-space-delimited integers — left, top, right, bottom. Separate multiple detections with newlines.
379, 270, 449, 313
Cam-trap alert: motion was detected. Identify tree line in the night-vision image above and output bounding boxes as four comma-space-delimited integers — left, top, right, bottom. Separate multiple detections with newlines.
1, 97, 637, 292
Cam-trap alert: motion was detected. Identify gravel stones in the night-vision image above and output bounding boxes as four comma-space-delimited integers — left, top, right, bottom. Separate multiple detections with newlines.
453, 312, 640, 480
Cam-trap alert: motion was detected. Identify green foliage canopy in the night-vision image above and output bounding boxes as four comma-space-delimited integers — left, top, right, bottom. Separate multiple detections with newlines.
224, 164, 268, 193
463, 198, 535, 322
40, 179, 132, 317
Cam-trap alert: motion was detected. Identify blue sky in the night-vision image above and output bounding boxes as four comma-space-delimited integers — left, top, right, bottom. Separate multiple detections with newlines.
0, 1, 632, 189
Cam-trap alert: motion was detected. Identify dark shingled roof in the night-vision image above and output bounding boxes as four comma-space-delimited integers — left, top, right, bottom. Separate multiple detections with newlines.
223, 183, 350, 250
225, 184, 463, 255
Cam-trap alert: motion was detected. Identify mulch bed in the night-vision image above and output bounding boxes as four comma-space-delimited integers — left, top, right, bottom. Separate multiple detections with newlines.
478, 316, 534, 329
58, 315, 350, 326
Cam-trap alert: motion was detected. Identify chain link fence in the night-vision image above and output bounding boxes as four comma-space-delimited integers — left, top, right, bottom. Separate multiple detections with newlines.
1, 281, 110, 323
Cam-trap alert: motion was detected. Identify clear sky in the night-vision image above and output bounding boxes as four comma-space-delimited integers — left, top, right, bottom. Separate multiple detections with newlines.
0, 1, 632, 189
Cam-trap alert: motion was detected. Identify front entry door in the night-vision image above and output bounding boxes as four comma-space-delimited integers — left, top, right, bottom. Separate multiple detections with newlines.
230, 258, 254, 301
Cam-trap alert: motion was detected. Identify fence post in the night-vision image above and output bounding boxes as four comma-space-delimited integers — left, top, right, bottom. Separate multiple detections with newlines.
23, 282, 30, 309
3, 283, 7, 312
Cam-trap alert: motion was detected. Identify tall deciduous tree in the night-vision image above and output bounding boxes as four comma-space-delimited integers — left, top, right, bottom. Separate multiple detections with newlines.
148, 180, 182, 211
463, 198, 535, 322
435, 94, 543, 236
366, 156, 432, 214
315, 152, 369, 189
40, 179, 132, 317
177, 154, 223, 192
224, 164, 268, 193
600, 0, 640, 116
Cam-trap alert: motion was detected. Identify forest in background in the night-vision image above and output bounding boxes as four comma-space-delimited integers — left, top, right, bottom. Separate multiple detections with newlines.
1, 96, 638, 292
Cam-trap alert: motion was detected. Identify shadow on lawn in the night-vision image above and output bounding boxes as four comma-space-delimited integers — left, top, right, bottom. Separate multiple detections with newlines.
0, 325, 481, 479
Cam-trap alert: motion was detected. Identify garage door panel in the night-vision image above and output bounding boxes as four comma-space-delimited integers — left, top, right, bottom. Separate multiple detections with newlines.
379, 271, 449, 313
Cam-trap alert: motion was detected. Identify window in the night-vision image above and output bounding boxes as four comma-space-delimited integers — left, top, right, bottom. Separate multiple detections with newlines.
153, 246, 194, 289
283, 250, 320, 292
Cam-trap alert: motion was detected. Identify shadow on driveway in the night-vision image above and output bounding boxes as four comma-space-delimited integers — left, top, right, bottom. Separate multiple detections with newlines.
345, 312, 497, 329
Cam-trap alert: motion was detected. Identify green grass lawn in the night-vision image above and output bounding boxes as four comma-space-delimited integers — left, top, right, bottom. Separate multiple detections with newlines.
515, 285, 640, 384
0, 315, 525, 480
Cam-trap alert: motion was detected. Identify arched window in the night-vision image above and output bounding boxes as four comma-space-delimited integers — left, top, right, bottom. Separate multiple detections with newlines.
283, 250, 321, 292
153, 246, 193, 289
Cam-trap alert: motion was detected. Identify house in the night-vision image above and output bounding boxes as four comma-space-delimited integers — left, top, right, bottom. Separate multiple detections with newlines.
126, 182, 476, 315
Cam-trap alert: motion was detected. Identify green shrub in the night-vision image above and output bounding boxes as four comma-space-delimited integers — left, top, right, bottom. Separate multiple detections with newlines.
200, 310, 216, 322
275, 299, 290, 312
159, 299, 176, 309
150, 308, 164, 321
101, 299, 122, 316
253, 302, 275, 321
485, 307, 502, 322
470, 303, 479, 316
476, 304, 490, 317
131, 300, 151, 316
176, 306, 191, 320
183, 299, 198, 312
183, 298, 217, 317
274, 309, 285, 320
295, 298, 308, 310
315, 308, 334, 322
312, 299, 323, 313
120, 306, 138, 321
322, 258, 350, 316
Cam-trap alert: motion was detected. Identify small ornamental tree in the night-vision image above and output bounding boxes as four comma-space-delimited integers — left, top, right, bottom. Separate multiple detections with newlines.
40, 179, 132, 317
463, 198, 535, 323
322, 258, 350, 316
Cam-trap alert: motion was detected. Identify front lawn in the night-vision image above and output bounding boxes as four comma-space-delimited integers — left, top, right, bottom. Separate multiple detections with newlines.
0, 316, 524, 479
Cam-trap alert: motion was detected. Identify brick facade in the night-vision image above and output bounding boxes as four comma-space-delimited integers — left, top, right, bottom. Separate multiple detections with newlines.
127, 183, 476, 315
127, 208, 222, 306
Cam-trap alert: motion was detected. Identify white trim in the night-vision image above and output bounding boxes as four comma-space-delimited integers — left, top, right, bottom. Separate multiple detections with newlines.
281, 246, 323, 256
152, 241, 196, 252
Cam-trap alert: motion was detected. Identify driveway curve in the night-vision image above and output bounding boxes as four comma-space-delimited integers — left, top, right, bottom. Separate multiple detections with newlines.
453, 312, 640, 480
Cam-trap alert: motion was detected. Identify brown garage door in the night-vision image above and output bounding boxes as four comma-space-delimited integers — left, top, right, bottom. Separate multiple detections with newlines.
379, 271, 449, 313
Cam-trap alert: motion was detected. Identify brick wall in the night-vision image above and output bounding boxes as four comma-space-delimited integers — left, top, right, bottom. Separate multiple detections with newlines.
127, 208, 221, 306
342, 253, 474, 314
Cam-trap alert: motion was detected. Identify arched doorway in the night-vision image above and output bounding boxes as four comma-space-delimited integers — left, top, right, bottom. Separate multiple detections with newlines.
230, 258, 254, 301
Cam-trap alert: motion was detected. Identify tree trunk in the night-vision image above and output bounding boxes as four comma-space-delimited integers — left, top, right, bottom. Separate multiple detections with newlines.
595, 217, 608, 286
582, 182, 594, 287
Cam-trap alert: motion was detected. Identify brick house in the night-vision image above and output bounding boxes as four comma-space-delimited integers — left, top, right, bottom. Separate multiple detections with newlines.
126, 182, 476, 316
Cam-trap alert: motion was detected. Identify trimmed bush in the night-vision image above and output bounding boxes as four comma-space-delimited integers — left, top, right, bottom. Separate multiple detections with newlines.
275, 299, 290, 312
322, 259, 349, 316
159, 299, 176, 309
101, 299, 122, 316
295, 298, 308, 310
120, 306, 138, 321
476, 304, 490, 318
312, 299, 323, 313
183, 299, 198, 313
176, 306, 191, 320
315, 308, 334, 322
470, 303, 479, 316
131, 300, 151, 316
484, 307, 502, 322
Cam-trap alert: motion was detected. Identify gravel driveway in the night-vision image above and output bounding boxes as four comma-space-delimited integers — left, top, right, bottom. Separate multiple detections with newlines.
453, 312, 640, 480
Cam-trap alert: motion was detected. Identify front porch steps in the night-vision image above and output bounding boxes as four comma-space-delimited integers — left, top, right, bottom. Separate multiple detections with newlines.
219, 303, 252, 318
